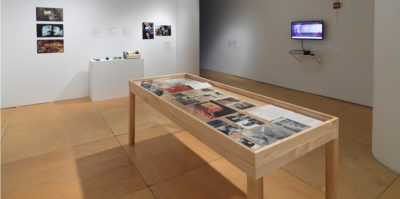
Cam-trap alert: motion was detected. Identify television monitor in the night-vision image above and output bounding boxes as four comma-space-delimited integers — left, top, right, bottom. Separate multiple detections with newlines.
291, 21, 323, 40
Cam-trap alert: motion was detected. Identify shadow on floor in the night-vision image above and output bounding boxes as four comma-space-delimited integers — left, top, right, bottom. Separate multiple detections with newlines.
76, 133, 246, 199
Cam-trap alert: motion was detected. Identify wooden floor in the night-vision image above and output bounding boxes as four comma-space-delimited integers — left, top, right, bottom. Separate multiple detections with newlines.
1, 69, 399, 199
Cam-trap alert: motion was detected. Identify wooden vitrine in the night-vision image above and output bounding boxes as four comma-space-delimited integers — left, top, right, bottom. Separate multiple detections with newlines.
129, 73, 339, 199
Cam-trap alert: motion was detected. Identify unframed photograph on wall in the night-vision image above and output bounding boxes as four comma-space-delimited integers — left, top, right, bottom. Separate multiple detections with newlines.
142, 22, 154, 39
37, 24, 64, 37
37, 40, 64, 54
36, 7, 63, 22
156, 25, 171, 36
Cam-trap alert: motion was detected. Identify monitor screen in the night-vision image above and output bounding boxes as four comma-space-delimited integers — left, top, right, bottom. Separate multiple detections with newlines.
291, 21, 323, 40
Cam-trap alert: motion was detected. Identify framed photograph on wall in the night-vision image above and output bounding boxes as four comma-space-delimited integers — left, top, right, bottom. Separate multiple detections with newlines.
156, 25, 171, 36
37, 40, 64, 54
142, 22, 154, 39
37, 24, 64, 37
36, 7, 63, 22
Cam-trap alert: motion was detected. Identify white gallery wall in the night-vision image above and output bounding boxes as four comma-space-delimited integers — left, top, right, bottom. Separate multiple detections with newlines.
200, 0, 374, 106
1, 0, 199, 108
372, 0, 400, 173
176, 0, 200, 75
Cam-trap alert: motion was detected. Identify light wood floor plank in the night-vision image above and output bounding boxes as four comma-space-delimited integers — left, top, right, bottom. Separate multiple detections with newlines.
282, 138, 397, 199
117, 125, 220, 185
1, 137, 146, 199
380, 177, 400, 199
1, 108, 15, 140
151, 158, 324, 199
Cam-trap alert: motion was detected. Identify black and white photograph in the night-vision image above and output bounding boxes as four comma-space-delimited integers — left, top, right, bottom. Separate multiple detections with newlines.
184, 90, 209, 101
242, 124, 296, 146
140, 82, 152, 90
149, 86, 164, 96
236, 118, 265, 129
232, 101, 256, 110
273, 117, 310, 133
226, 113, 251, 123
218, 124, 243, 135
236, 137, 260, 150
200, 88, 226, 99
37, 24, 64, 37
216, 97, 240, 105
172, 92, 202, 105
171, 92, 185, 98
152, 81, 169, 89
207, 119, 228, 128
140, 82, 164, 96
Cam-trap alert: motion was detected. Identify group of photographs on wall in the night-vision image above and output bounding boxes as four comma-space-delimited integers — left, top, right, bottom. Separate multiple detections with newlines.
143, 22, 171, 39
139, 77, 323, 150
36, 7, 64, 54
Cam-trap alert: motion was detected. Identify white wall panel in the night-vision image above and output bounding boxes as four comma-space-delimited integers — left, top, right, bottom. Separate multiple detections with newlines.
372, 0, 400, 173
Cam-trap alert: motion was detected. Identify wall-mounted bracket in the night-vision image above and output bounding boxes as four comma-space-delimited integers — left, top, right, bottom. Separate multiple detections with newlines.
290, 51, 322, 65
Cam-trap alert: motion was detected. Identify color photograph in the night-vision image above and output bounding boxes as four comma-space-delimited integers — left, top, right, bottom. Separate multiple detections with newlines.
37, 40, 64, 53
37, 24, 64, 37
166, 85, 193, 93
156, 25, 171, 36
192, 100, 236, 119
36, 7, 63, 21
143, 22, 154, 39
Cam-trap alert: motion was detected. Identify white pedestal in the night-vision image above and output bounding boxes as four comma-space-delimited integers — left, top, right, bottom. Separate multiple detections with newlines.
89, 59, 144, 102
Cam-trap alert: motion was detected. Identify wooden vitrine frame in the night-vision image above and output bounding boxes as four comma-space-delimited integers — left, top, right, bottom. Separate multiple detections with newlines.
129, 73, 339, 199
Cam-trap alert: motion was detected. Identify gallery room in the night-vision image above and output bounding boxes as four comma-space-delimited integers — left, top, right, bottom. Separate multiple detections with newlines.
0, 0, 399, 199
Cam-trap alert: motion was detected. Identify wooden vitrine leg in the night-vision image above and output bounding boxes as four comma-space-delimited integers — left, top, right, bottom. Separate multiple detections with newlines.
247, 176, 263, 199
129, 92, 136, 145
326, 138, 339, 199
